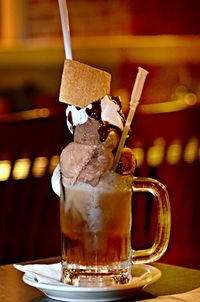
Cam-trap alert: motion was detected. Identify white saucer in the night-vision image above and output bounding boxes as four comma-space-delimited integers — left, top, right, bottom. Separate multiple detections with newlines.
23, 264, 161, 302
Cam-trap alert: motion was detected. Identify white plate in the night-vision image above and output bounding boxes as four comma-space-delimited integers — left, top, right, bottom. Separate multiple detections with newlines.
23, 264, 161, 302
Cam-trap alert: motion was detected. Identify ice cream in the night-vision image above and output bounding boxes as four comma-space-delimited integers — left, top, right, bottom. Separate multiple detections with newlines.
60, 119, 117, 186
52, 60, 136, 194
60, 96, 136, 187
66, 95, 124, 134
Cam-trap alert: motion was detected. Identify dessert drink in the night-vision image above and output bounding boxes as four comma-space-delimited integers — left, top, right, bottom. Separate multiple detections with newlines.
53, 59, 171, 286
59, 91, 137, 285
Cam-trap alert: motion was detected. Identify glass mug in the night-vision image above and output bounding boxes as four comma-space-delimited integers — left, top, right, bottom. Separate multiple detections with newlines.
60, 172, 171, 287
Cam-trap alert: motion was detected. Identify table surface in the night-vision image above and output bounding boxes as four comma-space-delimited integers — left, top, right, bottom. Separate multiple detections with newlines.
1, 258, 200, 302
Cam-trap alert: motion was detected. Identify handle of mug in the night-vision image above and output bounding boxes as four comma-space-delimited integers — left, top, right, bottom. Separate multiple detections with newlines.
131, 177, 171, 264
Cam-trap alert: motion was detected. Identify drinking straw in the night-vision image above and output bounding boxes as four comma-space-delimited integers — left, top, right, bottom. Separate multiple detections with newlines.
113, 67, 149, 171
58, 0, 72, 59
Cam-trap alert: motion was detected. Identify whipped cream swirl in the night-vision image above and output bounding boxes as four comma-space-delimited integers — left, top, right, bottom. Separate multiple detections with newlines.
66, 95, 124, 134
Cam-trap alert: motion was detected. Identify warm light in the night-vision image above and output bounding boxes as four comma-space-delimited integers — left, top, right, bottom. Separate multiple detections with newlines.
12, 158, 31, 180
147, 138, 165, 166
49, 155, 60, 174
184, 93, 197, 106
132, 147, 144, 167
166, 141, 182, 165
0, 160, 11, 181
38, 108, 50, 118
32, 157, 48, 178
183, 137, 199, 163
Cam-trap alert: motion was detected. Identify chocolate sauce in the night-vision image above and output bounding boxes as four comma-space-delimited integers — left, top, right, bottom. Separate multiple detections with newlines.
68, 110, 73, 125
67, 97, 124, 144
86, 100, 101, 121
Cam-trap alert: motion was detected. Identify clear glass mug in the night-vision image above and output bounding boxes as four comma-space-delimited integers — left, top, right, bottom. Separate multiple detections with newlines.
60, 172, 171, 287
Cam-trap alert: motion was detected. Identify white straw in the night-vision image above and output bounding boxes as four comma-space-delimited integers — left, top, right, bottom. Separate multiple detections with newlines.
113, 67, 149, 171
58, 0, 72, 59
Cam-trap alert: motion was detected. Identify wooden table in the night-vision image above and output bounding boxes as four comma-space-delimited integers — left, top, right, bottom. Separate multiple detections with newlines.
1, 259, 200, 301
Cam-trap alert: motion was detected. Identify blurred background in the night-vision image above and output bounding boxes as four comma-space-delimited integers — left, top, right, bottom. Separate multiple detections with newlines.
0, 0, 200, 269
0, 0, 200, 112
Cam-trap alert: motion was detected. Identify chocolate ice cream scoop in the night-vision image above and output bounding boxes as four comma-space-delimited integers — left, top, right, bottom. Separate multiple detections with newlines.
60, 119, 119, 186
74, 119, 100, 146
60, 143, 97, 184
60, 141, 114, 186
77, 145, 114, 186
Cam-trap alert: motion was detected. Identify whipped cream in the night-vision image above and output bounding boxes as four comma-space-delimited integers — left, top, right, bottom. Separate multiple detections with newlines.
66, 95, 124, 133
101, 95, 123, 130
66, 104, 91, 133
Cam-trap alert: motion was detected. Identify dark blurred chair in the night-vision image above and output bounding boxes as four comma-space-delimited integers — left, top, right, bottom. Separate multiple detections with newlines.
0, 106, 71, 264
127, 101, 200, 269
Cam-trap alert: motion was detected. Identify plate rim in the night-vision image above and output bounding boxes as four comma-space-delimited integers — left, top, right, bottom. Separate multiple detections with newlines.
22, 263, 161, 293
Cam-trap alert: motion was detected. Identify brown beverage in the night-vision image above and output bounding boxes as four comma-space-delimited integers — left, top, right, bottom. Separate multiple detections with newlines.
60, 172, 133, 284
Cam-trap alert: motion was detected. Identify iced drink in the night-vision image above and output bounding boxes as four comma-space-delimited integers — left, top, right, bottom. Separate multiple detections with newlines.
52, 59, 171, 286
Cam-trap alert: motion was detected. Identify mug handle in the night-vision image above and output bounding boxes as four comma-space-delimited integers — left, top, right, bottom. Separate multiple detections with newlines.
131, 177, 171, 264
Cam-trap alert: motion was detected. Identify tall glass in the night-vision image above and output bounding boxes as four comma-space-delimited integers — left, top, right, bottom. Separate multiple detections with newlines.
60, 172, 170, 287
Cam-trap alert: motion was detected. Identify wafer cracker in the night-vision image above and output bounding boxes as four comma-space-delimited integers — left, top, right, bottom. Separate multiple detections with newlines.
59, 59, 111, 107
